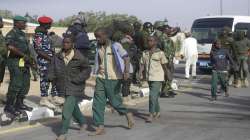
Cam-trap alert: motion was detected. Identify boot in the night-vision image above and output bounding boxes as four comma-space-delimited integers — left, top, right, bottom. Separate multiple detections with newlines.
125, 112, 135, 129
153, 112, 160, 120
56, 134, 66, 140
225, 92, 229, 97
88, 125, 105, 136
40, 97, 56, 109
4, 96, 20, 116
79, 124, 88, 133
146, 113, 153, 123
235, 80, 241, 88
243, 79, 249, 87
15, 97, 33, 112
123, 96, 136, 106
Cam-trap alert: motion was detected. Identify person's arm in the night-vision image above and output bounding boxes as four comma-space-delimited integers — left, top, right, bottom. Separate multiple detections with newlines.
47, 56, 56, 82
33, 34, 52, 61
71, 56, 91, 84
226, 50, 238, 71
160, 51, 169, 80
116, 43, 130, 80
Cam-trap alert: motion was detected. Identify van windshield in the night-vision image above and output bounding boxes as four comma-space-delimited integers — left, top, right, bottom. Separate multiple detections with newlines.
191, 18, 234, 43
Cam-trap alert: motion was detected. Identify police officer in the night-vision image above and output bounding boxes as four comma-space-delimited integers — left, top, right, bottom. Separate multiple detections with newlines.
218, 26, 238, 87
4, 16, 33, 116
233, 30, 250, 87
154, 21, 176, 98
0, 16, 7, 87
33, 16, 62, 109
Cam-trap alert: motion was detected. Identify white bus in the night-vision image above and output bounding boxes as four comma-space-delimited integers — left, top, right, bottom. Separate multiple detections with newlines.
191, 15, 250, 71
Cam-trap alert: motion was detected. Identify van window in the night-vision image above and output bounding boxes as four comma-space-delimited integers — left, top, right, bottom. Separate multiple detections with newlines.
191, 18, 234, 43
235, 23, 250, 39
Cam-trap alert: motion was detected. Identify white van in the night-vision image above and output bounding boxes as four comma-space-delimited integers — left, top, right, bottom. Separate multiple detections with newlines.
191, 15, 250, 71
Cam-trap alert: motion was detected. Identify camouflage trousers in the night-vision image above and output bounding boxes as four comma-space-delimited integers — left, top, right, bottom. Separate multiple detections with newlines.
38, 63, 57, 97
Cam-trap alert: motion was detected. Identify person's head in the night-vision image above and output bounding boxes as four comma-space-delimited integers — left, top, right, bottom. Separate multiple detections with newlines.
143, 22, 154, 34
94, 27, 111, 46
221, 26, 231, 36
0, 16, 3, 28
147, 35, 158, 49
38, 16, 53, 30
62, 34, 75, 51
154, 21, 166, 31
49, 31, 55, 36
133, 21, 141, 31
214, 40, 222, 49
13, 16, 27, 30
185, 31, 192, 38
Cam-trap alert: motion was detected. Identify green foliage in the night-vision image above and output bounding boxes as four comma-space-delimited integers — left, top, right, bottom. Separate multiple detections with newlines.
0, 10, 141, 32
53, 11, 141, 32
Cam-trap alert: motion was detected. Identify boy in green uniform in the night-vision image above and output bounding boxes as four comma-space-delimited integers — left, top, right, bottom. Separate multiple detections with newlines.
90, 27, 134, 136
48, 34, 91, 140
140, 35, 168, 123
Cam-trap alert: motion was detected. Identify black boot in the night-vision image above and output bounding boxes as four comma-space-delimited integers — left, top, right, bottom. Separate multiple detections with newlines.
4, 96, 20, 116
15, 97, 33, 112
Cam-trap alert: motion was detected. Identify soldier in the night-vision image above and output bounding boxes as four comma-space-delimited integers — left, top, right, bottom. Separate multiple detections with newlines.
90, 27, 134, 136
112, 21, 137, 106
233, 30, 250, 87
0, 16, 7, 87
154, 21, 176, 98
217, 26, 238, 87
139, 35, 168, 122
33, 16, 63, 109
4, 16, 34, 116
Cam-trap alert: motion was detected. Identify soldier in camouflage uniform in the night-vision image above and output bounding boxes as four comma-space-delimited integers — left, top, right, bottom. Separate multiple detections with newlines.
0, 16, 7, 87
33, 16, 62, 109
4, 16, 34, 116
154, 21, 176, 98
233, 30, 250, 87
111, 21, 137, 105
217, 27, 238, 87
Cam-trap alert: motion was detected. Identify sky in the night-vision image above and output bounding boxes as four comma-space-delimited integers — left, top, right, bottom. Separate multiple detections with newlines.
0, 0, 249, 29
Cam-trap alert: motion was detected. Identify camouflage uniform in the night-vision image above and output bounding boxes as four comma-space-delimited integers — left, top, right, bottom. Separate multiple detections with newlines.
33, 29, 57, 97
217, 27, 237, 86
5, 24, 33, 115
233, 31, 250, 87
154, 28, 176, 97
0, 30, 7, 83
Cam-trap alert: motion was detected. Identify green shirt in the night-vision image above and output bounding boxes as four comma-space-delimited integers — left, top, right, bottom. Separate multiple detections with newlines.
5, 27, 30, 58
0, 30, 7, 57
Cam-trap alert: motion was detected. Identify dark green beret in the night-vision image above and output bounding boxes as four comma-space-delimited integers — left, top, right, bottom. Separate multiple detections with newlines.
13, 16, 27, 22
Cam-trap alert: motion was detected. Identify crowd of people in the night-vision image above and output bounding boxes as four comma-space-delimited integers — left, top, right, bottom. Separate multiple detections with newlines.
0, 14, 250, 140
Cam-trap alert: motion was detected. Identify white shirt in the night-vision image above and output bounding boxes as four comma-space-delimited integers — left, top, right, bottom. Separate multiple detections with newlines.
181, 37, 198, 59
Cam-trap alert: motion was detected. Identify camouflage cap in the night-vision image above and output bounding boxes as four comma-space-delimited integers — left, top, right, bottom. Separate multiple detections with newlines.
154, 21, 166, 29
223, 26, 231, 33
13, 16, 27, 22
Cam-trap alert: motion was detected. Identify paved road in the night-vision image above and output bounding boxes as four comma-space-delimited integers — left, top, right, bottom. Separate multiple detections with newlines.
0, 64, 250, 140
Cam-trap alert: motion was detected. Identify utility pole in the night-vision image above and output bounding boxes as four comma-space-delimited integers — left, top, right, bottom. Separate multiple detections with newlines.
248, 0, 250, 16
220, 0, 223, 15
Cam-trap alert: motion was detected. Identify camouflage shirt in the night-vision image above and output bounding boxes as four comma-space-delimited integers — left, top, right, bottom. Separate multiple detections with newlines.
33, 29, 55, 64
154, 30, 175, 62
5, 27, 30, 58
0, 30, 7, 58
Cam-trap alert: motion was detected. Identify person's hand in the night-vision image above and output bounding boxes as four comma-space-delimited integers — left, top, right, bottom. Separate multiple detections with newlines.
123, 72, 130, 81
180, 55, 184, 59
